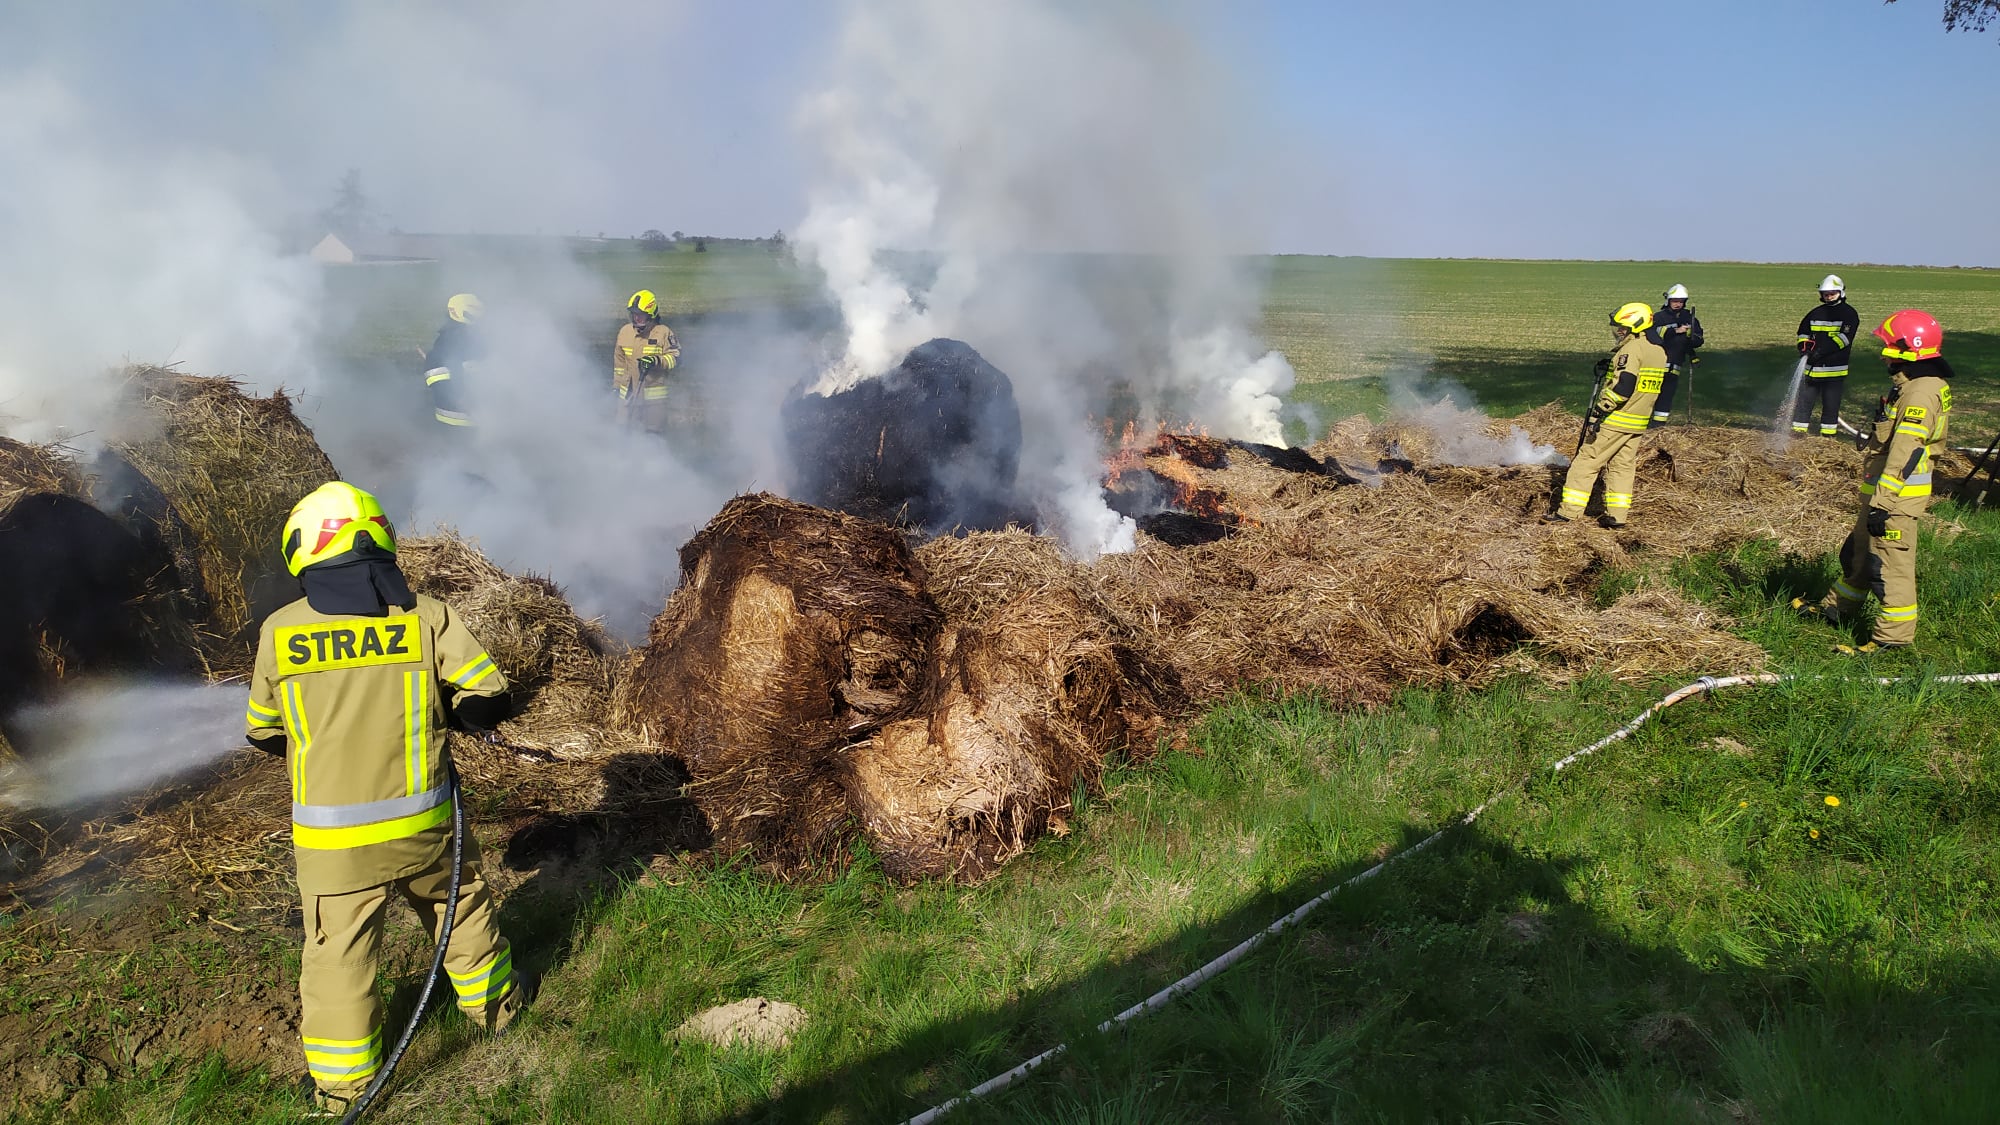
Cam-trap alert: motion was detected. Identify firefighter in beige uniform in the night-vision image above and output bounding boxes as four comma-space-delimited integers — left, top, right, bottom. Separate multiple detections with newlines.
613, 288, 681, 433
1546, 302, 1671, 527
245, 482, 524, 1114
1817, 310, 1952, 651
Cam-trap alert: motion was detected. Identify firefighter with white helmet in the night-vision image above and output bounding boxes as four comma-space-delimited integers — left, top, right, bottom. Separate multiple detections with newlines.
1652, 284, 1703, 423
613, 289, 681, 433
246, 482, 528, 1114
1812, 310, 1952, 651
1793, 274, 1861, 436
422, 294, 485, 430
1545, 302, 1672, 527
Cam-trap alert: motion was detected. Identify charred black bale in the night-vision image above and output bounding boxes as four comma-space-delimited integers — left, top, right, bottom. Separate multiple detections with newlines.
783, 339, 1025, 532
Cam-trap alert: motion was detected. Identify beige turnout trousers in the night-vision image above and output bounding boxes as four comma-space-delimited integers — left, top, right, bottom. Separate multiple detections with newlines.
300, 843, 521, 1103
1824, 509, 1920, 646
1558, 429, 1643, 524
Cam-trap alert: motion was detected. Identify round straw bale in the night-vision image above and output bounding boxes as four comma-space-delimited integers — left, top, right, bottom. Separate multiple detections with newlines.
847, 578, 1176, 882
0, 441, 197, 721
107, 368, 339, 675
615, 493, 941, 874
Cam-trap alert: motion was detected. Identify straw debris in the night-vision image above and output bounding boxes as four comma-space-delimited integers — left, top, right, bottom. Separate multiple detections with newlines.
107, 367, 339, 674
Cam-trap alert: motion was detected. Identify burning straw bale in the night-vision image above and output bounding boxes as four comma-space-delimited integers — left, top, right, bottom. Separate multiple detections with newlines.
847, 532, 1180, 881
615, 493, 941, 873
107, 367, 339, 673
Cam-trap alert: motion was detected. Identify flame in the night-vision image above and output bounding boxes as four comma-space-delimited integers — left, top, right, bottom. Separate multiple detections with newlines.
1099, 418, 1255, 525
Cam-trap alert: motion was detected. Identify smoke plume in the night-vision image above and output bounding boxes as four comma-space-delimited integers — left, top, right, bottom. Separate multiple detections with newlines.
793, 0, 1298, 554
1387, 373, 1560, 466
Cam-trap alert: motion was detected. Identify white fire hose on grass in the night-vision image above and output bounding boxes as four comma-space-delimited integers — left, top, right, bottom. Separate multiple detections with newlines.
900, 669, 2000, 1125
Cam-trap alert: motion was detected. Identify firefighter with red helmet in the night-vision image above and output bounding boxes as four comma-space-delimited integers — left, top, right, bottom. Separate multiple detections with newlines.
1815, 310, 1951, 651
1545, 302, 1672, 527
246, 482, 528, 1114
1793, 274, 1861, 436
613, 289, 681, 433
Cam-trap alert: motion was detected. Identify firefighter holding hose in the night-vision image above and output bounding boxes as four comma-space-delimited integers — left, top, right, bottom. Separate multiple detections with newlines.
245, 482, 528, 1116
613, 288, 681, 433
1792, 274, 1860, 437
1653, 284, 1703, 424
1813, 310, 1952, 651
1545, 302, 1671, 528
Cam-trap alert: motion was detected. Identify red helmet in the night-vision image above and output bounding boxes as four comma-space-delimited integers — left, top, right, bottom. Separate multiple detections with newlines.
1875, 309, 1943, 362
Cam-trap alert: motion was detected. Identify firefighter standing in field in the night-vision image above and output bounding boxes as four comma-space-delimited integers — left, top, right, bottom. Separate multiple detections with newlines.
1793, 274, 1861, 437
1811, 310, 1952, 651
1652, 284, 1704, 424
421, 293, 485, 430
1544, 302, 1671, 528
246, 482, 527, 1115
613, 288, 680, 433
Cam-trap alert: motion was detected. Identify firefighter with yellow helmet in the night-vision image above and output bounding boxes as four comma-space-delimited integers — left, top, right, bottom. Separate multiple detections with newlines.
1545, 302, 1672, 527
422, 294, 485, 430
246, 482, 527, 1114
613, 289, 681, 432
1812, 310, 1952, 651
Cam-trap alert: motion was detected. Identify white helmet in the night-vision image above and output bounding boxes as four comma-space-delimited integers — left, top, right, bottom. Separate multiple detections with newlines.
1819, 274, 1844, 297
1663, 284, 1690, 301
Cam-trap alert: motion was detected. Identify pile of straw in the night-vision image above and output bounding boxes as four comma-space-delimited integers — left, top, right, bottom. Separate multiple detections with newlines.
847, 532, 1179, 880
108, 368, 339, 674
616, 493, 941, 873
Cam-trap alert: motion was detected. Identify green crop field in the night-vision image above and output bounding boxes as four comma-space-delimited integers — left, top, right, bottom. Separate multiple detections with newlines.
17, 253, 2000, 1125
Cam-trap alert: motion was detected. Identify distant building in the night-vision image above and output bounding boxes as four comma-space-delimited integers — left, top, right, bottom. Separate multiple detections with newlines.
305, 231, 440, 265
309, 233, 356, 264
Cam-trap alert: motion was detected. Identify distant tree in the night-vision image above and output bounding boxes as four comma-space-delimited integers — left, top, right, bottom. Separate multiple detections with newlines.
320, 168, 378, 240
597, 231, 605, 239
640, 229, 670, 248
671, 230, 686, 243
694, 238, 709, 253
770, 229, 787, 252
1884, 0, 2000, 37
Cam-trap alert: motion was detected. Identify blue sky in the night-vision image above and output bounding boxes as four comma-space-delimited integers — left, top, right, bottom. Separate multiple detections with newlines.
2, 1, 1994, 265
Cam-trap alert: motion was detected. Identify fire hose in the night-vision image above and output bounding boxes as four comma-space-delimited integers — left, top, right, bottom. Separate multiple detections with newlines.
338, 769, 464, 1124
898, 669, 2000, 1125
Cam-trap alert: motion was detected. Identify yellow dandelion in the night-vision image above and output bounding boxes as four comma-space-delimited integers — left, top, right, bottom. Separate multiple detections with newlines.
1739, 800, 1749, 808
1809, 828, 1820, 839
1824, 795, 1841, 807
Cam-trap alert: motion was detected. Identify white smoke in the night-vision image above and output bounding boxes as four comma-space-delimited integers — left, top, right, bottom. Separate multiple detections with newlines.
0, 682, 244, 808
792, 0, 1297, 554
1387, 373, 1560, 467
0, 72, 321, 438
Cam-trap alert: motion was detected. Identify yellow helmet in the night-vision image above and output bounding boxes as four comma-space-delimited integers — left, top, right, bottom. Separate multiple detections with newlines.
281, 481, 396, 576
446, 293, 484, 324
627, 289, 660, 318
1610, 302, 1654, 333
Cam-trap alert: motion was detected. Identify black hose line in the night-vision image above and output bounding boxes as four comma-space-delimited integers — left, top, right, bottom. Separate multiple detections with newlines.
339, 769, 465, 1123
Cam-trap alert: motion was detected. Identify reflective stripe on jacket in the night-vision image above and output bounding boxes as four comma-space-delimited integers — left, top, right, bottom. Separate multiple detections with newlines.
614, 322, 680, 401
247, 594, 508, 893
1860, 364, 1951, 519
1796, 298, 1860, 376
1597, 332, 1672, 434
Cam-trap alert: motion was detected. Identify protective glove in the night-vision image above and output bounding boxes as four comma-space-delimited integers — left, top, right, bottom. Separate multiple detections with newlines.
638, 355, 659, 375
1867, 508, 1890, 538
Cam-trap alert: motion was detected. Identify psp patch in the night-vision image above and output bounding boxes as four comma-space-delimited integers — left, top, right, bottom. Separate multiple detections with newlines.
276, 614, 424, 674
